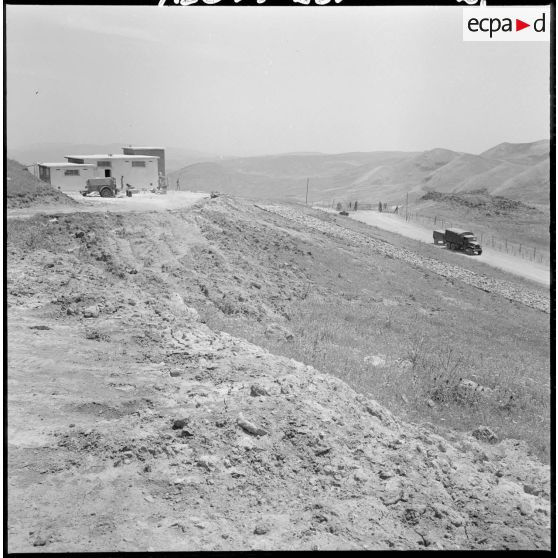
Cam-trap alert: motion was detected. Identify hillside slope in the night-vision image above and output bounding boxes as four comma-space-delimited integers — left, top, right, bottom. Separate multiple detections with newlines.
6, 158, 76, 208
7, 196, 550, 551
169, 141, 549, 206
480, 140, 550, 166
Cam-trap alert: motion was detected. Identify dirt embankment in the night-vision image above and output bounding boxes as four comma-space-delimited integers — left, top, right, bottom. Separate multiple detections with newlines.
260, 204, 549, 313
7, 197, 551, 551
6, 159, 77, 209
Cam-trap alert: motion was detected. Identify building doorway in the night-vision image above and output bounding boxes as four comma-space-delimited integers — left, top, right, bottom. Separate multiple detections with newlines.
105, 169, 111, 178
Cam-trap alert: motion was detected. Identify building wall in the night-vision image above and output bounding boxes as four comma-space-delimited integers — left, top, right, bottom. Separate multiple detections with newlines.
79, 157, 159, 191
49, 167, 96, 192
122, 148, 165, 175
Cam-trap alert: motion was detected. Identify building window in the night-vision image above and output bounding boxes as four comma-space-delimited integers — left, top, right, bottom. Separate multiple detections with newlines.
97, 161, 112, 167
64, 169, 80, 176
67, 158, 84, 164
132, 161, 146, 167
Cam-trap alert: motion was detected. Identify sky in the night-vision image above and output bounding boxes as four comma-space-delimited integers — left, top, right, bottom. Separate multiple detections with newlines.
6, 5, 551, 157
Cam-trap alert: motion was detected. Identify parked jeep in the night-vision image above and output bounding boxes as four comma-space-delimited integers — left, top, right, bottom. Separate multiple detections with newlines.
80, 177, 117, 198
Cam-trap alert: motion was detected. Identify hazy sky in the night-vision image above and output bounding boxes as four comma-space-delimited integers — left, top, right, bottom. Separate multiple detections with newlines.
6, 5, 551, 156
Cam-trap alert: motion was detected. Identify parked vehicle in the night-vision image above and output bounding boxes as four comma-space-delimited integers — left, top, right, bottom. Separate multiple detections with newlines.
80, 177, 117, 198
433, 228, 482, 255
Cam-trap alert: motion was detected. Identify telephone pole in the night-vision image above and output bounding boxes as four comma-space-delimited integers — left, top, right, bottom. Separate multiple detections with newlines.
405, 192, 409, 222
305, 178, 309, 205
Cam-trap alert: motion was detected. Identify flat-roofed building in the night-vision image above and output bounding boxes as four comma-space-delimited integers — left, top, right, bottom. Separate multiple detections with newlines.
122, 146, 165, 176
63, 153, 160, 191
37, 162, 97, 191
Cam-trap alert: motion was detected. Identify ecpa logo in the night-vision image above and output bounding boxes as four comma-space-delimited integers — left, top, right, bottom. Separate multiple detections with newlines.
463, 7, 550, 41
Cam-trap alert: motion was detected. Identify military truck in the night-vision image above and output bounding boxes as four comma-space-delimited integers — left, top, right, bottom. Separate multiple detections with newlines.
433, 228, 482, 255
80, 177, 117, 198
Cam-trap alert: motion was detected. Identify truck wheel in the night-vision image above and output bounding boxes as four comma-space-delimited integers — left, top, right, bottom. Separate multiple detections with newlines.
100, 188, 114, 198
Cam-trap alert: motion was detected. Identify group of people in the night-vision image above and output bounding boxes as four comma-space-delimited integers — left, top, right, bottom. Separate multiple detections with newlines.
337, 201, 359, 211
378, 202, 399, 214
335, 200, 399, 214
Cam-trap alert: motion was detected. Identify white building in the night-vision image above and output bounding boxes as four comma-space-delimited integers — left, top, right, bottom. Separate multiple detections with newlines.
37, 149, 161, 193
64, 153, 160, 192
37, 162, 97, 191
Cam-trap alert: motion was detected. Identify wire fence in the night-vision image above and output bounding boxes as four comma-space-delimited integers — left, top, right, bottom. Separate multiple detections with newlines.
314, 200, 550, 266
400, 209, 549, 265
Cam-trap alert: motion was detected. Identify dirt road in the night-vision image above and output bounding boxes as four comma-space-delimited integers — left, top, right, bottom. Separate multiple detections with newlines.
7, 190, 209, 220
340, 210, 550, 287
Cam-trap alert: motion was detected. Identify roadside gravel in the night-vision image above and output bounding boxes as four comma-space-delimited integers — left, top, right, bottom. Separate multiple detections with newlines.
256, 204, 550, 314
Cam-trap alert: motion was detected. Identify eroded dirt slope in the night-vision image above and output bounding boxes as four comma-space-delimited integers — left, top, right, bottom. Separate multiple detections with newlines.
7, 197, 551, 551
6, 159, 77, 209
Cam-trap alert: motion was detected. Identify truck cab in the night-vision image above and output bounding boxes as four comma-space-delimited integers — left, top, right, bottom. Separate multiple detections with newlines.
461, 233, 482, 254
445, 229, 482, 255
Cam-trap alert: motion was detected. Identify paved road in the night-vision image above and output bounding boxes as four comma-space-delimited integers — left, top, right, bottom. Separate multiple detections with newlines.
338, 210, 550, 287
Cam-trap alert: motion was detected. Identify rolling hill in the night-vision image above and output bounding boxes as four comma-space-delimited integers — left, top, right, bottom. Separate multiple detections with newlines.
6, 143, 220, 174
169, 140, 550, 206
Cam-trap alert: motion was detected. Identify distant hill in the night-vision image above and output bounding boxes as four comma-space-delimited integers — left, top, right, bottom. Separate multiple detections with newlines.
480, 140, 549, 166
169, 140, 550, 206
7, 143, 220, 174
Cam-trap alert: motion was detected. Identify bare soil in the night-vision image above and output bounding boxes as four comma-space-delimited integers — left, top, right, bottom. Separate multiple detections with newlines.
6, 159, 77, 209
7, 196, 550, 551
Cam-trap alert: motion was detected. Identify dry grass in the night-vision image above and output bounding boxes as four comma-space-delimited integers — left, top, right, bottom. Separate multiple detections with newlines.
9, 203, 550, 462
200, 241, 550, 461
233, 299, 550, 460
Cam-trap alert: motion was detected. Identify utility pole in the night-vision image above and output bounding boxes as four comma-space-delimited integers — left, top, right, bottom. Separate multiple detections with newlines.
305, 178, 309, 205
405, 192, 409, 222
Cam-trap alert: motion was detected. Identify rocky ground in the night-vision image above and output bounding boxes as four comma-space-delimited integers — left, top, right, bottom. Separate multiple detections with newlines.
7, 195, 551, 551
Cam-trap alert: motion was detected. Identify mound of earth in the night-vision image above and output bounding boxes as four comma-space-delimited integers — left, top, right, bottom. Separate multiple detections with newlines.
420, 190, 540, 215
6, 158, 77, 209
7, 197, 550, 551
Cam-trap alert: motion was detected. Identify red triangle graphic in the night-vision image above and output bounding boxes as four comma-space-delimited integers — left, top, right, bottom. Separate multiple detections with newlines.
516, 19, 530, 31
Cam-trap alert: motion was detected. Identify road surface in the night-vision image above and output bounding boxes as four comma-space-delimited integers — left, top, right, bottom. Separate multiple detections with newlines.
319, 209, 550, 287
7, 191, 210, 220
